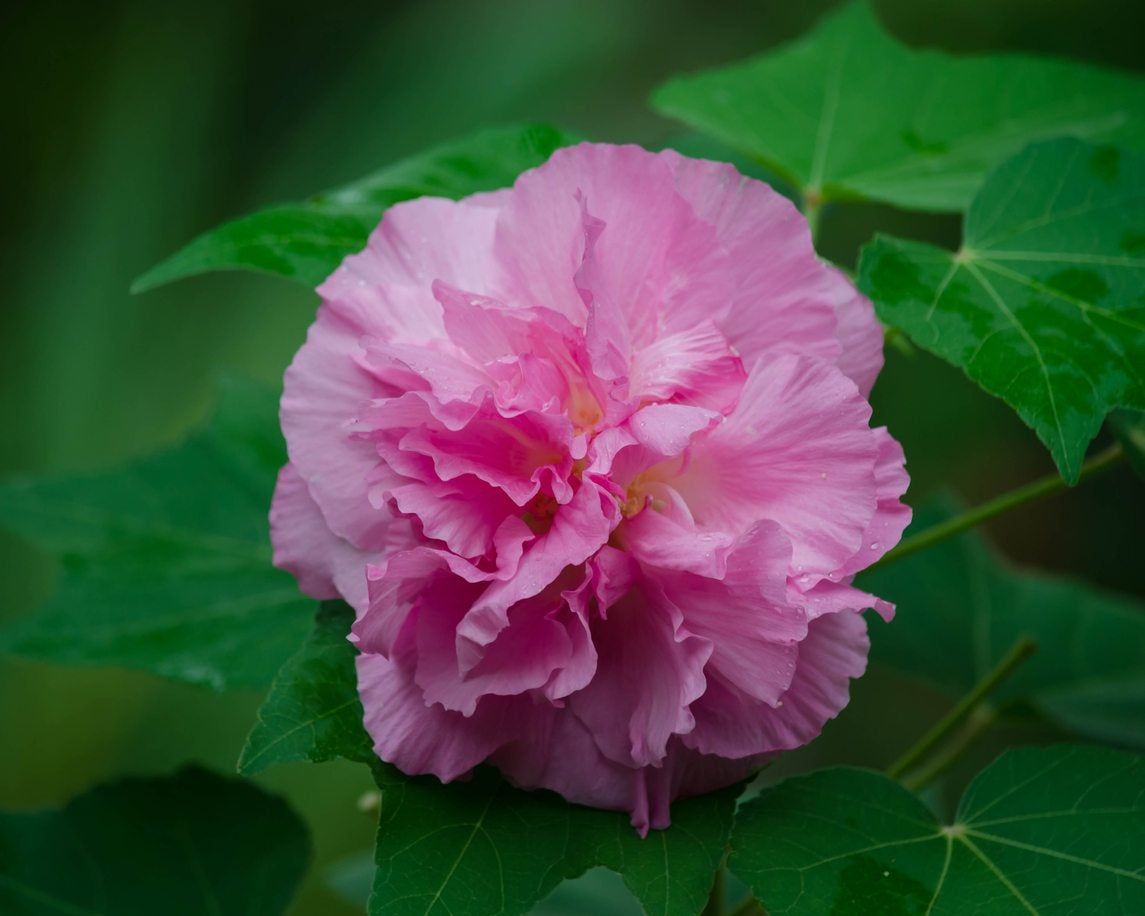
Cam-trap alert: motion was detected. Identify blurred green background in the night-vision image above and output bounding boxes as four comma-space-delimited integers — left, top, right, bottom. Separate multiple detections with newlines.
3, 0, 1143, 912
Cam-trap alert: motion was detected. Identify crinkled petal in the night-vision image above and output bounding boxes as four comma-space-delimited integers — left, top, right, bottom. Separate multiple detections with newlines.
660, 152, 843, 369
270, 463, 372, 612
569, 579, 711, 769
628, 321, 746, 411
684, 610, 869, 758
281, 306, 393, 547
650, 523, 806, 705
455, 479, 617, 670
356, 649, 526, 782
318, 196, 501, 344
414, 575, 583, 716
674, 354, 879, 578
828, 268, 885, 397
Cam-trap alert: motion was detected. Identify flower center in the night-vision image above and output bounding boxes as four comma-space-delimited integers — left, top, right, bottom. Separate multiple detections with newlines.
523, 490, 560, 533
620, 473, 656, 518
568, 381, 603, 433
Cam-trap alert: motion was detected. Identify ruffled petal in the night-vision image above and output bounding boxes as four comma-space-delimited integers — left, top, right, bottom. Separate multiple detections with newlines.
269, 463, 371, 612
318, 195, 502, 344
414, 574, 582, 716
628, 321, 747, 411
673, 354, 880, 578
569, 577, 711, 769
357, 648, 527, 782
455, 478, 618, 669
650, 523, 806, 706
684, 609, 869, 759
281, 306, 393, 547
828, 268, 885, 397
660, 151, 844, 373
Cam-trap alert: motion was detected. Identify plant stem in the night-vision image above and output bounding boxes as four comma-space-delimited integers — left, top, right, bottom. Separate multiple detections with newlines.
728, 895, 766, 916
703, 868, 726, 916
886, 635, 1037, 780
870, 442, 1124, 572
904, 704, 996, 793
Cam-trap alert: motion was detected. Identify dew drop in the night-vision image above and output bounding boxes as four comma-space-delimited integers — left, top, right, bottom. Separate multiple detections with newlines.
869, 542, 881, 552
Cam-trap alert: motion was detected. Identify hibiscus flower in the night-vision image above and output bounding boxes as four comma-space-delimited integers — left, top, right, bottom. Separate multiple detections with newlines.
270, 143, 910, 834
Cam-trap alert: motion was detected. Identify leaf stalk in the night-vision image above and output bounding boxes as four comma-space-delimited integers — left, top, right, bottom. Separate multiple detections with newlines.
870, 442, 1124, 572
886, 635, 1037, 781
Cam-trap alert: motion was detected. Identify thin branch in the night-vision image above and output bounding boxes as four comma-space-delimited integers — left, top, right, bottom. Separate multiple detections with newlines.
887, 635, 1037, 780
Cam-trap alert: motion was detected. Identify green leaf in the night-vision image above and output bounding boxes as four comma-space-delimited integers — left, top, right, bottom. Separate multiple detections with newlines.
239, 601, 371, 774
860, 503, 1145, 748
0, 766, 311, 916
133, 124, 578, 291
652, 2, 1145, 212
369, 764, 740, 916
730, 745, 1145, 915
859, 138, 1145, 480
0, 379, 311, 689
1111, 409, 1145, 479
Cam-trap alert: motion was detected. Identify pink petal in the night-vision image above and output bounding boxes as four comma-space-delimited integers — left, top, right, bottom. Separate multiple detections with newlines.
415, 593, 575, 716
455, 479, 618, 670
269, 463, 371, 612
655, 524, 805, 706
281, 306, 393, 548
673, 354, 880, 577
684, 610, 869, 759
828, 267, 885, 397
628, 321, 747, 411
357, 648, 527, 782
318, 196, 501, 344
569, 578, 712, 768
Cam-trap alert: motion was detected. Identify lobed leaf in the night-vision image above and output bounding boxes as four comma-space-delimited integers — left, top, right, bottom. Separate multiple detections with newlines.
0, 379, 311, 690
860, 502, 1145, 749
133, 124, 578, 291
369, 764, 739, 916
860, 138, 1145, 480
730, 745, 1145, 915
239, 601, 372, 774
0, 766, 311, 916
653, 2, 1145, 213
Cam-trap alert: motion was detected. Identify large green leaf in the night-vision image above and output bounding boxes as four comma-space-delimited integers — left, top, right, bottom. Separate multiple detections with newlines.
859, 503, 1145, 749
239, 601, 371, 774
0, 766, 311, 916
860, 138, 1145, 480
0, 379, 311, 689
730, 745, 1145, 915
652, 2, 1145, 213
133, 124, 577, 291
369, 764, 740, 916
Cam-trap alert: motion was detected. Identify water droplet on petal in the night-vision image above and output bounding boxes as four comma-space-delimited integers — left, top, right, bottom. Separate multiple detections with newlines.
869, 542, 881, 551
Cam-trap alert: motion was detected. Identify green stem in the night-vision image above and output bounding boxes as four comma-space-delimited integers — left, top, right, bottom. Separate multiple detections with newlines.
904, 704, 996, 793
870, 442, 1124, 572
728, 895, 766, 916
887, 635, 1037, 780
703, 868, 726, 916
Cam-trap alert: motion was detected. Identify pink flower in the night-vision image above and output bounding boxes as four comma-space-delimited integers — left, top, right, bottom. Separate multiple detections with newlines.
270, 143, 910, 834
